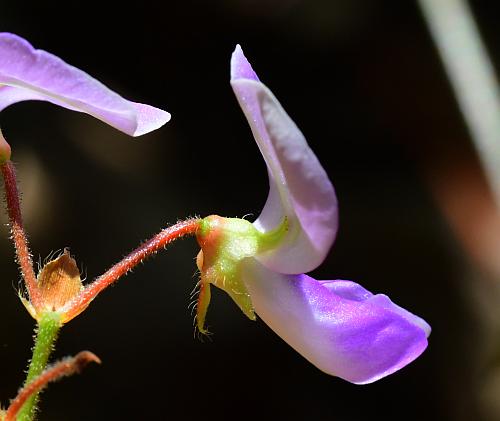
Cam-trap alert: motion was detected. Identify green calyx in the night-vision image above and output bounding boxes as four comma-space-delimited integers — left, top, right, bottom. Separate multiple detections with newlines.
195, 215, 288, 333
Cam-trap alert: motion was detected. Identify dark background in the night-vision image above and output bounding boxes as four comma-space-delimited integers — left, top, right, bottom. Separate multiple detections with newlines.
1, 1, 500, 420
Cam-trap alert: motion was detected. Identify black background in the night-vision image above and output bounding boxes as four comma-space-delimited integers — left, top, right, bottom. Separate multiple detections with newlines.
1, 1, 500, 420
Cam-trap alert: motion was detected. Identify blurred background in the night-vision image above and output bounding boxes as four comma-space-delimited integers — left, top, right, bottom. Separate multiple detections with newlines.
2, 0, 500, 419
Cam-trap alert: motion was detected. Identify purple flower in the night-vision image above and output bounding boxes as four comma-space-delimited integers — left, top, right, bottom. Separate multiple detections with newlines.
195, 45, 430, 384
242, 261, 430, 384
0, 33, 170, 136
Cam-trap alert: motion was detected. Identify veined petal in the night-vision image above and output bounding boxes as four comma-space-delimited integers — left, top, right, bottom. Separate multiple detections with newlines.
0, 33, 170, 136
242, 259, 430, 384
230, 45, 338, 274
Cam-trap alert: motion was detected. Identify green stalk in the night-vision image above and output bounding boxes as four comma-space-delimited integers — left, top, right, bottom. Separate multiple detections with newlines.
17, 312, 62, 421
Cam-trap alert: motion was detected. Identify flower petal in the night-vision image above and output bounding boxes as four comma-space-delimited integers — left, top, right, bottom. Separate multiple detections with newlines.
0, 33, 170, 136
230, 45, 338, 274
242, 259, 430, 384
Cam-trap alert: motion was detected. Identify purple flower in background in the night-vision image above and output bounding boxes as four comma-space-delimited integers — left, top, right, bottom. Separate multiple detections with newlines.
195, 45, 430, 384
0, 33, 170, 136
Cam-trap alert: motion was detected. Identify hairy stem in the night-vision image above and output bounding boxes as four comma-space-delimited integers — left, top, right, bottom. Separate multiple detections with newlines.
4, 351, 101, 421
1, 161, 41, 310
62, 218, 201, 322
5, 351, 100, 421
17, 312, 62, 421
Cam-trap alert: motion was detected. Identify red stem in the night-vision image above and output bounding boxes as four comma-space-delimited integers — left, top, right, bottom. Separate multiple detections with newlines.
4, 351, 100, 421
62, 218, 200, 322
1, 161, 42, 310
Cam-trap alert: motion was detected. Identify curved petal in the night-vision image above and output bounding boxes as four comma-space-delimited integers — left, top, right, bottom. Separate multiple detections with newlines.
242, 259, 430, 384
0, 33, 170, 136
230, 45, 338, 274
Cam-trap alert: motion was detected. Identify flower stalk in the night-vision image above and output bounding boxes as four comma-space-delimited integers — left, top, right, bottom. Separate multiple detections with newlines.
0, 160, 42, 310
61, 218, 201, 322
17, 312, 62, 421
4, 351, 100, 421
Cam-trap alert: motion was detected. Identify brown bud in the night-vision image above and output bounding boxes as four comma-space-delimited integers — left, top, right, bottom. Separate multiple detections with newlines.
37, 250, 83, 311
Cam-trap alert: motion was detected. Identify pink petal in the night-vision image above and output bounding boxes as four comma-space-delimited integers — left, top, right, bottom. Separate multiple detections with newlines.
242, 259, 430, 384
0, 33, 170, 136
230, 45, 338, 274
